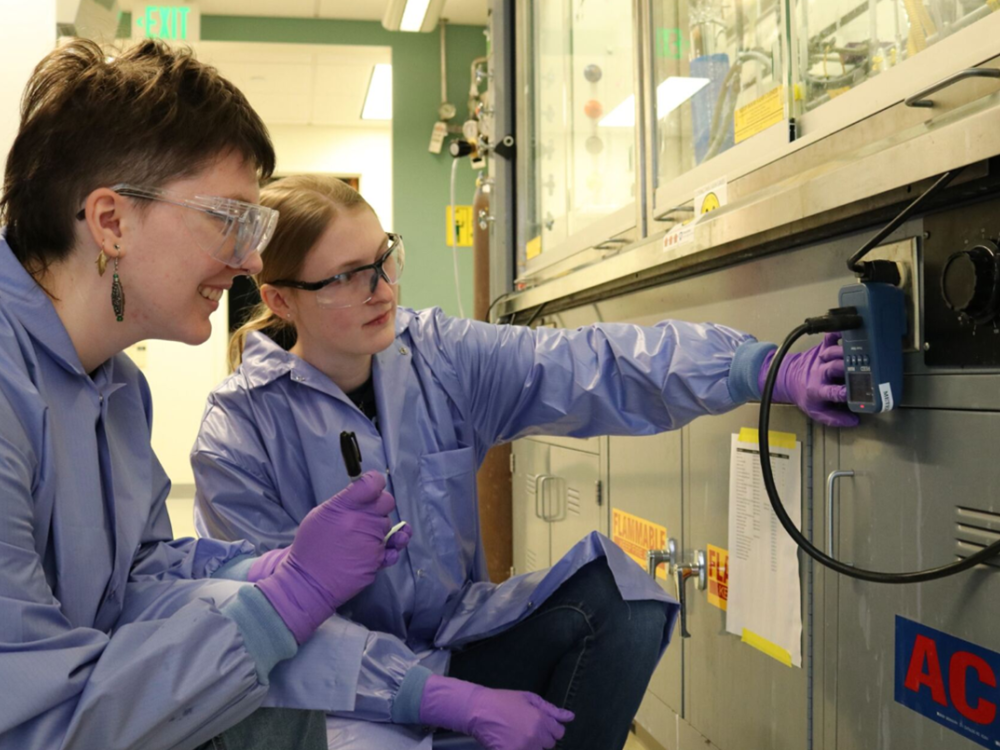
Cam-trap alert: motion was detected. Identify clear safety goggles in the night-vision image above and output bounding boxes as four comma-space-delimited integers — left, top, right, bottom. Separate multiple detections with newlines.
77, 184, 280, 268
269, 233, 405, 309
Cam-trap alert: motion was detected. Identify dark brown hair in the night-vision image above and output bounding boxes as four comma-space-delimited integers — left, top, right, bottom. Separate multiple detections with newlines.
228, 174, 372, 370
0, 38, 275, 276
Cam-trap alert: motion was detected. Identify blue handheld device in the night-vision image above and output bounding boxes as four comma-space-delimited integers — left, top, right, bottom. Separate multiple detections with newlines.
838, 283, 906, 413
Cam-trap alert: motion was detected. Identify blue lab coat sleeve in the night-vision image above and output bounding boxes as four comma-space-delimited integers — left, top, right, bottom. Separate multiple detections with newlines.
0, 406, 269, 750
411, 309, 761, 450
192, 407, 430, 725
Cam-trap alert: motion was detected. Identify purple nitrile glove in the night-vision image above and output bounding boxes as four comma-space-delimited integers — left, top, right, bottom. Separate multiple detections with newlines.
248, 523, 412, 582
419, 675, 575, 750
384, 523, 413, 567
247, 524, 413, 583
248, 546, 289, 582
255, 471, 402, 643
758, 331, 860, 428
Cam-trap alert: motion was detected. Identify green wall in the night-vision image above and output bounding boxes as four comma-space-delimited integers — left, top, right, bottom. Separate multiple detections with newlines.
121, 14, 484, 317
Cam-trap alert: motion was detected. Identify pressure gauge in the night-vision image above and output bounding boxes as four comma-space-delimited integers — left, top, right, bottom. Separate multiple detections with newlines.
438, 102, 457, 121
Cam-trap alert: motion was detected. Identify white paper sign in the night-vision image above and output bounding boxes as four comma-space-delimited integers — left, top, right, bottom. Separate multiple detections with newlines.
726, 431, 803, 667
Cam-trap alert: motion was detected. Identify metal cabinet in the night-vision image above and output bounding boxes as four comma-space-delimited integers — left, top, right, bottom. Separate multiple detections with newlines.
512, 438, 551, 574
609, 433, 684, 725
682, 407, 813, 750
507, 208, 1000, 750
550, 231, 855, 749
826, 409, 1000, 750
511, 437, 606, 575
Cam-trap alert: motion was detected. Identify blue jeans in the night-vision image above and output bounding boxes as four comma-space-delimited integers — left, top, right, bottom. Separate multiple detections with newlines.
448, 559, 669, 750
195, 707, 327, 750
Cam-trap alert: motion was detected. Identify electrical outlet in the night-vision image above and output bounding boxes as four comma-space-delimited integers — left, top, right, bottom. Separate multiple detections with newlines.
864, 237, 921, 352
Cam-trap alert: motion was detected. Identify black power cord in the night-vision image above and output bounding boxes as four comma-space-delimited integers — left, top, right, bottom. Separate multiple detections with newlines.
759, 316, 1000, 583
847, 168, 964, 283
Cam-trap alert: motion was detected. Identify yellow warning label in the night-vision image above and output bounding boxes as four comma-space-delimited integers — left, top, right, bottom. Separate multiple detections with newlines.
734, 86, 784, 145
612, 509, 668, 580
446, 206, 474, 247
700, 192, 721, 214
707, 544, 729, 611
526, 235, 542, 260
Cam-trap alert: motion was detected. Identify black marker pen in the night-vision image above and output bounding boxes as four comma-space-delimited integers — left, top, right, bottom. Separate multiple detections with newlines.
340, 431, 362, 480
340, 431, 406, 543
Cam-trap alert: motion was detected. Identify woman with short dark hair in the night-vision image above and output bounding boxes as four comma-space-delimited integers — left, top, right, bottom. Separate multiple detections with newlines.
0, 39, 409, 750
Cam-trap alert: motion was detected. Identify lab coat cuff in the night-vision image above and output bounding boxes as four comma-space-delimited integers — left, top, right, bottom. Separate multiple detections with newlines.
222, 585, 298, 683
728, 341, 777, 404
391, 665, 434, 725
211, 554, 255, 581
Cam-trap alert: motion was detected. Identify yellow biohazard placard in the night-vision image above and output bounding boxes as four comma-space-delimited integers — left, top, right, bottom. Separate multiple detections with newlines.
612, 509, 668, 580
707, 544, 729, 610
734, 86, 785, 144
446, 206, 474, 247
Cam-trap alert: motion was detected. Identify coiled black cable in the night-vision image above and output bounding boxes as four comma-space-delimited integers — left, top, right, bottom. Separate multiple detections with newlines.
759, 322, 1000, 583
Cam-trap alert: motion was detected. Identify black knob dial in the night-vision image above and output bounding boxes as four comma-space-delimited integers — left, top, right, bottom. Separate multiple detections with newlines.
941, 241, 1000, 324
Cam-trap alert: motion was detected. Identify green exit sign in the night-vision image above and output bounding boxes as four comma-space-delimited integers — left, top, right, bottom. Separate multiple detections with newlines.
656, 28, 687, 60
133, 5, 200, 41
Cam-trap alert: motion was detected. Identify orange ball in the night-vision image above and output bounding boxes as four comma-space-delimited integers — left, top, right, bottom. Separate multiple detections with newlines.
584, 99, 603, 119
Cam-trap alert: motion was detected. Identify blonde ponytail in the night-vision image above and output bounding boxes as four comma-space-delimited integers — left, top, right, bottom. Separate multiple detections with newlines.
228, 301, 293, 372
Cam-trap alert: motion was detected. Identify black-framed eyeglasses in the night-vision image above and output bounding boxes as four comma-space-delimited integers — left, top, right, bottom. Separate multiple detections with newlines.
269, 233, 405, 309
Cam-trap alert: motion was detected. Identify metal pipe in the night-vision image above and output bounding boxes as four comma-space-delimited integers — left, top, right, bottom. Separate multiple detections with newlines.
440, 18, 448, 105
470, 55, 488, 98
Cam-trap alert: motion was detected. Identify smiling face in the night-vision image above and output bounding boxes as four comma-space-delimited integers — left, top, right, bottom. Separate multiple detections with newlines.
270, 205, 399, 359
119, 151, 264, 345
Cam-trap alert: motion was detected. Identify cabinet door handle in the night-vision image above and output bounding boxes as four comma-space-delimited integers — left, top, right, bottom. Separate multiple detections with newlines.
826, 470, 855, 555
670, 541, 707, 639
905, 68, 1000, 108
536, 475, 557, 521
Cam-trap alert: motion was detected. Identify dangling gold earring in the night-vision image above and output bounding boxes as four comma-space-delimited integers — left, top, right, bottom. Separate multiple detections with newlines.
96, 247, 109, 276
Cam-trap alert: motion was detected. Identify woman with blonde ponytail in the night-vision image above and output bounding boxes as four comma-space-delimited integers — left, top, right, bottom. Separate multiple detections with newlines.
193, 173, 852, 750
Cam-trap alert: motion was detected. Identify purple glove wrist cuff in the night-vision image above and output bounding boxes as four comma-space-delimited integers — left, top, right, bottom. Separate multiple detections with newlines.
418, 675, 477, 734
248, 547, 290, 582
758, 350, 792, 404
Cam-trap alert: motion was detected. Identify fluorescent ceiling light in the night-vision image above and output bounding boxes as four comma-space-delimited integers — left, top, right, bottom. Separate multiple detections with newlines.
382, 0, 446, 32
599, 77, 711, 128
362, 64, 393, 121
400, 0, 433, 31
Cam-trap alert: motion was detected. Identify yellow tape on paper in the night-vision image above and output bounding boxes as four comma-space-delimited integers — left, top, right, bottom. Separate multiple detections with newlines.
612, 509, 668, 580
742, 629, 794, 667
737, 427, 797, 451
734, 86, 784, 144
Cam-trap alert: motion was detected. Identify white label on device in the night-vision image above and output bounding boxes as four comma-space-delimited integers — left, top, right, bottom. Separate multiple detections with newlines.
879, 383, 894, 412
429, 121, 448, 154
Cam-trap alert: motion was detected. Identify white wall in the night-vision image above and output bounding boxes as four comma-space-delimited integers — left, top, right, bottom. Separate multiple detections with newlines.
136, 297, 230, 489
0, 1, 56, 178
268, 123, 394, 230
